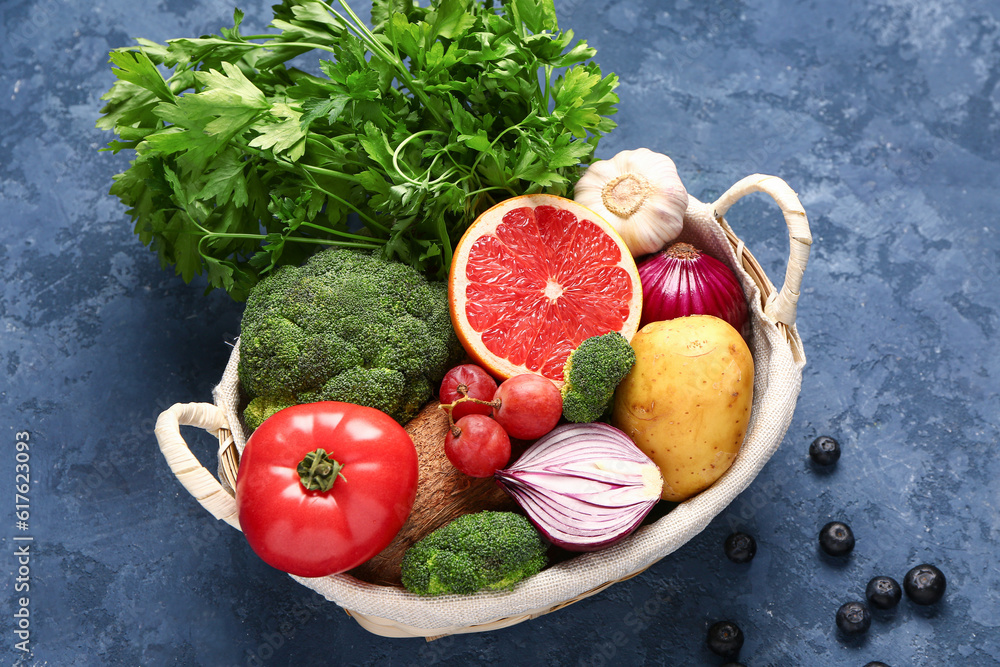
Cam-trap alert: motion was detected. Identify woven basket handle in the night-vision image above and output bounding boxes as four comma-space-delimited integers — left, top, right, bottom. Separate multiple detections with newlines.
712, 174, 812, 326
154, 402, 241, 530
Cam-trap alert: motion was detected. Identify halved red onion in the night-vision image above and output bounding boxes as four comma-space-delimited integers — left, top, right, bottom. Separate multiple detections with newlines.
494, 422, 663, 552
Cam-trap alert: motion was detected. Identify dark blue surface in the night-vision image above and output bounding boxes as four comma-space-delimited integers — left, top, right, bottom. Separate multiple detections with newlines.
2, 0, 999, 664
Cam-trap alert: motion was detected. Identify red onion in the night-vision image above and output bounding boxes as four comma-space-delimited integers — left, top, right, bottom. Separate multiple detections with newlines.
636, 242, 749, 336
494, 423, 663, 552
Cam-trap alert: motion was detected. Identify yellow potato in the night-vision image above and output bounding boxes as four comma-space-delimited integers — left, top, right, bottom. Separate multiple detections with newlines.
612, 315, 753, 502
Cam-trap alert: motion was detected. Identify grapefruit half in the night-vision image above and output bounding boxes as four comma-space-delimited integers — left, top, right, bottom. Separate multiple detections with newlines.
449, 194, 642, 384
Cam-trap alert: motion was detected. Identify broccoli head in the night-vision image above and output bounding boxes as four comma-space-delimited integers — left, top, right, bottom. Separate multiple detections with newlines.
400, 511, 549, 596
238, 248, 464, 429
561, 332, 636, 423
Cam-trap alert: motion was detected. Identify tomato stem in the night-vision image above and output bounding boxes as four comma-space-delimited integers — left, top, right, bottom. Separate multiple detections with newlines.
297, 449, 346, 492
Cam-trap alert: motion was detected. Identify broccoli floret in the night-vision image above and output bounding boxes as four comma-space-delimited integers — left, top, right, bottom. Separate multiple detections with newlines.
238, 249, 464, 430
243, 393, 296, 432
561, 332, 636, 423
400, 511, 549, 596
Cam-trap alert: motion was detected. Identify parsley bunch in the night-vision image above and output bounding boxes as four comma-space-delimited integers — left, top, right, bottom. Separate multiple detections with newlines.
97, 0, 619, 300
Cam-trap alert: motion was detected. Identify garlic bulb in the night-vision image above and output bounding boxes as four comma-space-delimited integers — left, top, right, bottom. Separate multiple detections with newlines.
574, 148, 688, 257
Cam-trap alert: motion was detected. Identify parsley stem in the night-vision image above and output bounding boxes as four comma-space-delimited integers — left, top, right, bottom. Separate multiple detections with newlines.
298, 221, 384, 245
283, 238, 382, 249
298, 169, 391, 235
306, 135, 359, 148
201, 36, 339, 56
185, 199, 383, 254
266, 41, 337, 55
436, 215, 453, 269
465, 184, 520, 199
392, 130, 453, 186
203, 231, 381, 250
318, 0, 393, 62
298, 162, 362, 184
318, 0, 449, 129
543, 65, 553, 111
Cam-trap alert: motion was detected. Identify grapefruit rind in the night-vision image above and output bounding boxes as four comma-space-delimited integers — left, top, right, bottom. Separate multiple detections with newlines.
448, 194, 643, 385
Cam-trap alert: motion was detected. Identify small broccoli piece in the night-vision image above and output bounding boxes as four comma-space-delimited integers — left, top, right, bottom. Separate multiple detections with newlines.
238, 249, 464, 430
400, 511, 549, 596
243, 393, 295, 432
561, 332, 636, 423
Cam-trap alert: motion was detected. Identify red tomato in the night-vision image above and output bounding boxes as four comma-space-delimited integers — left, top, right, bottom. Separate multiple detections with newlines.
235, 402, 418, 577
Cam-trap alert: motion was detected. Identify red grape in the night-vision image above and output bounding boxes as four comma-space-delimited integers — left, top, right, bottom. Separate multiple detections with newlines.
492, 374, 563, 440
439, 364, 498, 420
444, 414, 511, 478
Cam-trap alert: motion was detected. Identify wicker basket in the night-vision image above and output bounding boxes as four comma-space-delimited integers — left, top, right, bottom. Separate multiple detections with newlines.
154, 173, 811, 639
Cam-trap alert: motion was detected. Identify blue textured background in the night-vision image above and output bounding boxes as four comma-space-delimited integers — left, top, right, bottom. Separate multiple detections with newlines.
2, 0, 998, 664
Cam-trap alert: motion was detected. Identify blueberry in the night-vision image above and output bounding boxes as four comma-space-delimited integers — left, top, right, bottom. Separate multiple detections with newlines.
865, 575, 902, 610
809, 435, 841, 465
903, 563, 946, 605
819, 521, 855, 556
835, 600, 871, 635
707, 620, 744, 659
721, 663, 747, 667
864, 663, 891, 667
724, 532, 757, 563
